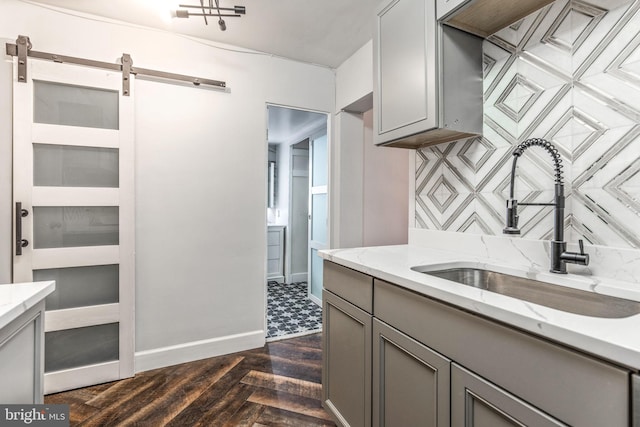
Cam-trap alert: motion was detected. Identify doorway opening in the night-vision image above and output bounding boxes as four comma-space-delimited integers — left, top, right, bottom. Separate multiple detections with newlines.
265, 104, 328, 341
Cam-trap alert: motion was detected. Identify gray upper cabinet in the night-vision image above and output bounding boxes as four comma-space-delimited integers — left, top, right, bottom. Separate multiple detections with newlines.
437, 0, 555, 38
374, 0, 483, 149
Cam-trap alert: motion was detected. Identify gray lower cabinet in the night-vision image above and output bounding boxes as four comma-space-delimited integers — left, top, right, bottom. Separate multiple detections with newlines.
373, 319, 450, 427
451, 364, 565, 427
322, 261, 634, 427
323, 289, 372, 427
0, 301, 44, 404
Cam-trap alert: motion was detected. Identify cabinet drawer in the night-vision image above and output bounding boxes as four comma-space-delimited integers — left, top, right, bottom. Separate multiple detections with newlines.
324, 262, 373, 313
374, 279, 630, 427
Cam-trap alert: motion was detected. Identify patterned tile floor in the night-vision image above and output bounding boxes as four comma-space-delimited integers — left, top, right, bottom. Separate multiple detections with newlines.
266, 281, 323, 340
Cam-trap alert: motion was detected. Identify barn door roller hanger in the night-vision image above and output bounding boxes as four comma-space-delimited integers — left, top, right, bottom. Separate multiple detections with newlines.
6, 35, 227, 95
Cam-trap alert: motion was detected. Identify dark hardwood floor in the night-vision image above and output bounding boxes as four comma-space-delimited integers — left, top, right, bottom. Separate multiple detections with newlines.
45, 333, 336, 426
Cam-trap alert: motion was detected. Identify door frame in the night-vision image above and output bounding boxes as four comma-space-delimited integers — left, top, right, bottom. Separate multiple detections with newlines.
264, 103, 331, 332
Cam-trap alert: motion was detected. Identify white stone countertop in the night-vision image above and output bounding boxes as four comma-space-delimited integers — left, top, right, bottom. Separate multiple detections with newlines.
320, 244, 640, 371
0, 281, 55, 330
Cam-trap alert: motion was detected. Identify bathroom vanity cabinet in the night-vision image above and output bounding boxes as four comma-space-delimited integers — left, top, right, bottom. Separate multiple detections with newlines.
267, 225, 285, 282
373, 0, 483, 148
322, 261, 634, 427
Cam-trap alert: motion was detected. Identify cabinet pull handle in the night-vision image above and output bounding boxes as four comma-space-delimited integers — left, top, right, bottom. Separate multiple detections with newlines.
15, 202, 29, 256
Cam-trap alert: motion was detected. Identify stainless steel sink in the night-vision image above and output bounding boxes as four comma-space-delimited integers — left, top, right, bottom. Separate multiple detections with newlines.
413, 267, 640, 318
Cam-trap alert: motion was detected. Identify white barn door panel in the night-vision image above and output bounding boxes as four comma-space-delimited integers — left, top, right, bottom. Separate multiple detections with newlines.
12, 58, 135, 394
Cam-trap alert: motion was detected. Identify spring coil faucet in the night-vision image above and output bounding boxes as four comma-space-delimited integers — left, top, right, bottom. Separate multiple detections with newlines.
503, 138, 589, 274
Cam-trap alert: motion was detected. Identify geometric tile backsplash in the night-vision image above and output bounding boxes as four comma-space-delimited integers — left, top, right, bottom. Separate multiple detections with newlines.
415, 0, 640, 249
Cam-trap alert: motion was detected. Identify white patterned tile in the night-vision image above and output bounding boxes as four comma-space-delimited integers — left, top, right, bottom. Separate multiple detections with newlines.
573, 125, 639, 189
520, 0, 573, 76
517, 54, 570, 91
574, 74, 640, 126
415, 147, 443, 194
483, 41, 513, 97
414, 0, 640, 251
474, 146, 512, 190
517, 84, 572, 147
474, 147, 513, 193
485, 105, 518, 141
517, 3, 554, 44
573, 188, 640, 248
485, 56, 518, 108
573, 1, 639, 78
583, 0, 634, 10
475, 193, 509, 235
447, 198, 485, 234
491, 20, 520, 49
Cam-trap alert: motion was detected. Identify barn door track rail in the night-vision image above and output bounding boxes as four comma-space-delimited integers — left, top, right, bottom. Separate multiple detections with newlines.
5, 35, 226, 95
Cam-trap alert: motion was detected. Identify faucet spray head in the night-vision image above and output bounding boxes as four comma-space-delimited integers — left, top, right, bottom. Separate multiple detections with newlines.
503, 199, 521, 234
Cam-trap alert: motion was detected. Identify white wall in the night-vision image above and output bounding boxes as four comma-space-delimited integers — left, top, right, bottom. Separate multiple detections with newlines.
0, 0, 334, 371
332, 111, 364, 248
332, 39, 408, 249
362, 110, 408, 246
335, 40, 373, 111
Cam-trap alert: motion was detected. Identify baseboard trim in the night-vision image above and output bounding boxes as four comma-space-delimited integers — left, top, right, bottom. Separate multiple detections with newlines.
289, 272, 308, 283
134, 330, 265, 373
309, 293, 322, 307
266, 328, 322, 343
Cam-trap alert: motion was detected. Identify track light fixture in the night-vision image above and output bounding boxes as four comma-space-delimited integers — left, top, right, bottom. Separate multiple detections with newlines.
175, 0, 245, 31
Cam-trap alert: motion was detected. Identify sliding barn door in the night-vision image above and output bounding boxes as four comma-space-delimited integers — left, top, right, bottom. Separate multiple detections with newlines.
12, 58, 135, 393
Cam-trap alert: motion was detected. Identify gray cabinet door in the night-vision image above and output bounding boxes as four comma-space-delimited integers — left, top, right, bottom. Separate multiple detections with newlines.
0, 302, 44, 404
451, 364, 567, 427
322, 290, 372, 427
374, 0, 437, 145
373, 319, 450, 427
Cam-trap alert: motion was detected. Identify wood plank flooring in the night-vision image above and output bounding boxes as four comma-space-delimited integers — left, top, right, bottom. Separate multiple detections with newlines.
45, 333, 336, 426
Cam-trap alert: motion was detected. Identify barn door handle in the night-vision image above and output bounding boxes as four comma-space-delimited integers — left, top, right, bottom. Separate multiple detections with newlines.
15, 202, 29, 256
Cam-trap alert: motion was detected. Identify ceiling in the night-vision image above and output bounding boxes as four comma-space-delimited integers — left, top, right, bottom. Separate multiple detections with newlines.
29, 0, 374, 68
267, 105, 327, 144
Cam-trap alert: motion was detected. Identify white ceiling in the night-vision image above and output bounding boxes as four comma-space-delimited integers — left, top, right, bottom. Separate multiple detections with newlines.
267, 105, 327, 144
29, 0, 374, 68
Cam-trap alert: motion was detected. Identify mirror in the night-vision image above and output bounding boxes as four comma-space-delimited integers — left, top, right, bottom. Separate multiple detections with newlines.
268, 161, 276, 208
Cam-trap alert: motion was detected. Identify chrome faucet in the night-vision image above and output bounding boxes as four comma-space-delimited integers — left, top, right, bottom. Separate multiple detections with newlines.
503, 138, 589, 274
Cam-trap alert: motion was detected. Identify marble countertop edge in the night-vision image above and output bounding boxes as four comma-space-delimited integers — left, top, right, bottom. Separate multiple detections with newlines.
320, 245, 640, 371
0, 281, 55, 331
